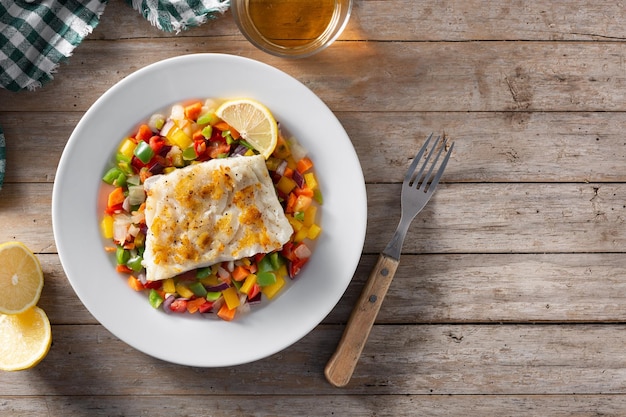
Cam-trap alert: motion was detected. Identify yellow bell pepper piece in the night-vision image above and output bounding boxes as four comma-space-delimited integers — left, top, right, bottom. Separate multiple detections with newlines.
307, 224, 322, 240
286, 215, 303, 232
240, 274, 257, 295
100, 215, 114, 239
175, 282, 195, 299
167, 127, 193, 149
277, 176, 297, 194
304, 172, 318, 190
222, 287, 241, 310
294, 227, 309, 242
303, 205, 317, 227
261, 274, 285, 299
199, 274, 219, 287
162, 278, 176, 294
118, 138, 136, 160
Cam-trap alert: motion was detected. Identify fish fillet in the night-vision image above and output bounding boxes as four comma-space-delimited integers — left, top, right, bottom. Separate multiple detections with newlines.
142, 154, 293, 281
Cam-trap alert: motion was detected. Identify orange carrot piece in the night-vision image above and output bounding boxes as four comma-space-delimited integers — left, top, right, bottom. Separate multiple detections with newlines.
296, 157, 313, 174
283, 167, 294, 179
192, 130, 205, 142
128, 275, 145, 291
184, 102, 203, 121
135, 124, 153, 141
232, 265, 249, 282
228, 127, 241, 139
186, 298, 206, 314
285, 192, 297, 214
217, 303, 236, 321
213, 121, 231, 131
294, 187, 315, 198
117, 264, 133, 274
107, 187, 125, 209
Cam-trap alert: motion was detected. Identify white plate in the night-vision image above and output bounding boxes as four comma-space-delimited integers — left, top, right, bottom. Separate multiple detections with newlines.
52, 54, 367, 367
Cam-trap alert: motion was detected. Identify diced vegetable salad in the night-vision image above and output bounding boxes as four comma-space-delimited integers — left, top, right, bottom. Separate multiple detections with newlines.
100, 98, 322, 321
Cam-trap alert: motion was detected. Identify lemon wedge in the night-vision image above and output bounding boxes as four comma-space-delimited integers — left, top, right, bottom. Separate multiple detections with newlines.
216, 99, 279, 158
0, 241, 44, 314
0, 306, 52, 371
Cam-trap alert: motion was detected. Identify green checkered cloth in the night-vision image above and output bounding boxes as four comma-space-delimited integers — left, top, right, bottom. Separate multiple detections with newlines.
0, 1, 228, 192
0, 0, 107, 92
0, 0, 229, 92
127, 0, 229, 33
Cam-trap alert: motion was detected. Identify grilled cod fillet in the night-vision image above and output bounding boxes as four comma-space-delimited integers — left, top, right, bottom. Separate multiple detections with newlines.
142, 155, 293, 281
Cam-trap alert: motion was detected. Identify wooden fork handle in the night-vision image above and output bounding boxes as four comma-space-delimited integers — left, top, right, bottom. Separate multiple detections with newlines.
324, 254, 399, 387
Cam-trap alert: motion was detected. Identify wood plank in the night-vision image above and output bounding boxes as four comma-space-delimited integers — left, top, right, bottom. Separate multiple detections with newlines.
3, 182, 626, 254
2, 40, 626, 113
342, 253, 626, 324
3, 394, 626, 416
1, 324, 625, 395
4, 111, 626, 184
94, 0, 626, 42
350, 1, 626, 42
367, 182, 626, 254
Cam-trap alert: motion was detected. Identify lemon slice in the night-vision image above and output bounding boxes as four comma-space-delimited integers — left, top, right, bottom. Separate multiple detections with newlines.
216, 99, 278, 158
0, 241, 44, 314
0, 306, 52, 371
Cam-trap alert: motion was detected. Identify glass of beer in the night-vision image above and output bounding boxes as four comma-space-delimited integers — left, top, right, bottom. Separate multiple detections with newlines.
231, 0, 353, 58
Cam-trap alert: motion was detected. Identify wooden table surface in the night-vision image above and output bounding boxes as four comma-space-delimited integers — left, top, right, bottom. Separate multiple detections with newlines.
3, 0, 626, 415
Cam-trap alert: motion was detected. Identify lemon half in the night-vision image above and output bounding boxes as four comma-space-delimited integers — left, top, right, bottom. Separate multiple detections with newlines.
216, 99, 278, 159
0, 241, 44, 314
0, 306, 52, 371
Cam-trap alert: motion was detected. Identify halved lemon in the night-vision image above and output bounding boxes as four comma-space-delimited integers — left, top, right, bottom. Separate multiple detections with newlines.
0, 306, 52, 371
0, 241, 44, 314
216, 98, 278, 158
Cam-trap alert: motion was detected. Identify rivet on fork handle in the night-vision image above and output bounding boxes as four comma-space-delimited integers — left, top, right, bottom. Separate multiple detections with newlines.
324, 253, 399, 387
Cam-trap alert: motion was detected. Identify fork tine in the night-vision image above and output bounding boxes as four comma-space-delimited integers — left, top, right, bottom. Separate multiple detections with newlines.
413, 136, 443, 190
403, 133, 433, 184
409, 135, 441, 188
426, 141, 454, 192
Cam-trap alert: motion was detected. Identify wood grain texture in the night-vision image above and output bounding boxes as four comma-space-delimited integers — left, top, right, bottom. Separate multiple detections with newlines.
2, 40, 626, 113
1, 324, 625, 395
4, 394, 626, 417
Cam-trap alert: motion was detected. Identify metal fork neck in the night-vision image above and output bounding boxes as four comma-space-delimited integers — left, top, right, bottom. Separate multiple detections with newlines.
382, 213, 415, 260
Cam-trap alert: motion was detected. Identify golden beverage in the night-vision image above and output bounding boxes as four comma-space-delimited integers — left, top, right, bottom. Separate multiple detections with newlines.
231, 0, 352, 58
247, 0, 336, 48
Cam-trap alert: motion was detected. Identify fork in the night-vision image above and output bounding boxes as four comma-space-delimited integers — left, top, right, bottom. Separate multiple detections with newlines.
324, 134, 454, 387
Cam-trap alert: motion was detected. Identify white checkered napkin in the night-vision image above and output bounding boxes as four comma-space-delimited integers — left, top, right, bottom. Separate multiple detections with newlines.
126, 0, 229, 33
0, 0, 107, 92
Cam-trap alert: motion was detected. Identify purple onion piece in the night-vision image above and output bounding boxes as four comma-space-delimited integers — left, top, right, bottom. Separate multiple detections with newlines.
232, 144, 248, 156
148, 162, 165, 175
158, 144, 172, 157
205, 282, 230, 292
276, 160, 287, 176
292, 169, 305, 189
162, 295, 176, 313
